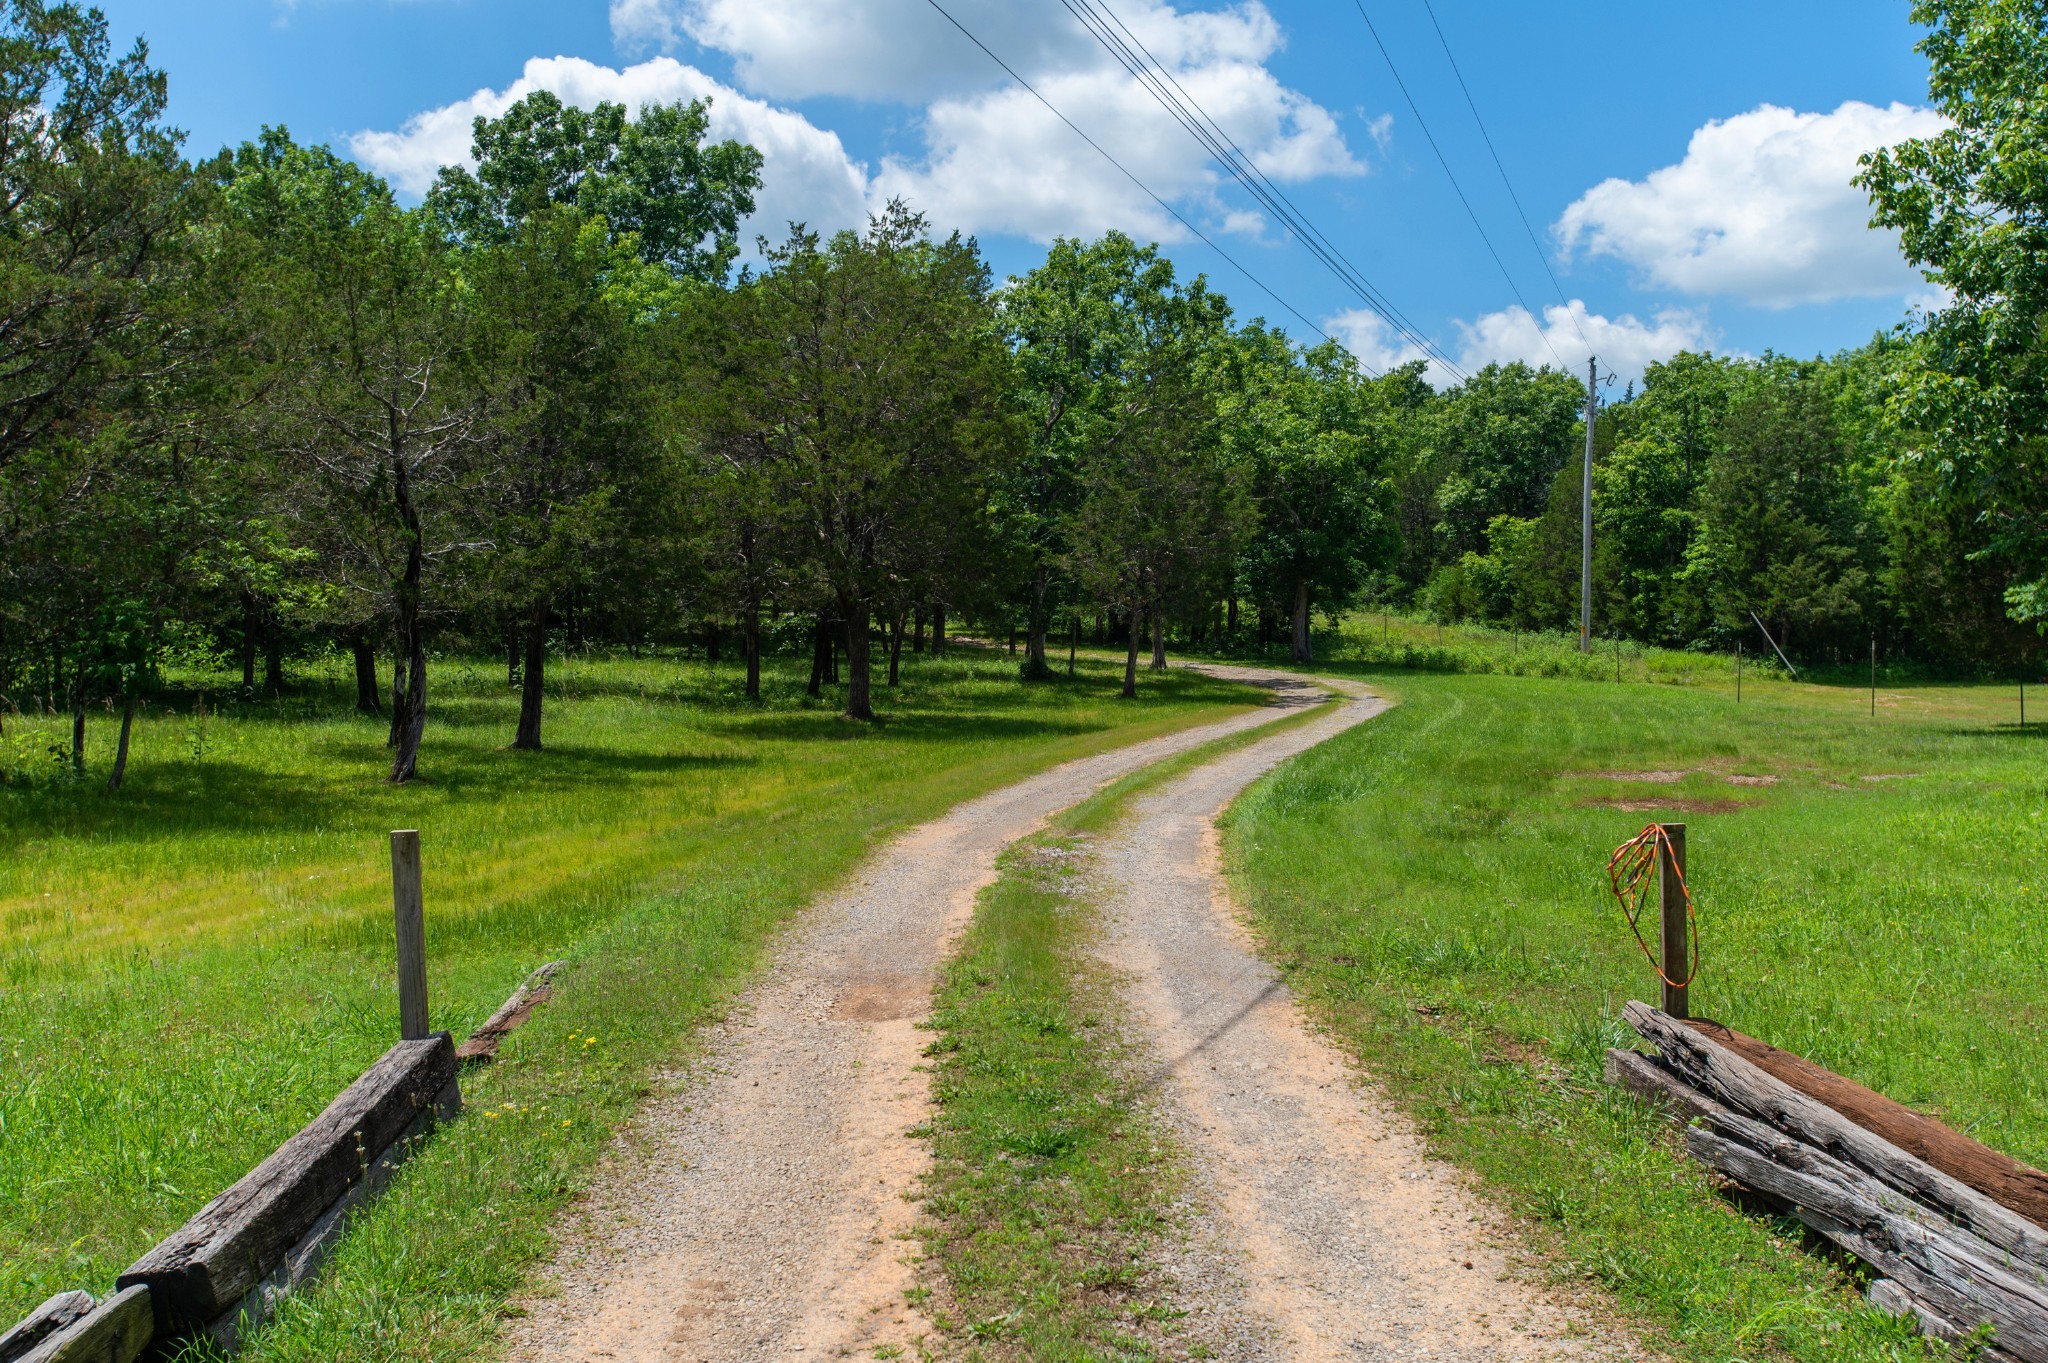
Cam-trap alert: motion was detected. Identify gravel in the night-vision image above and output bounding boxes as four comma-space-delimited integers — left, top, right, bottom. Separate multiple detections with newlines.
502, 674, 1326, 1363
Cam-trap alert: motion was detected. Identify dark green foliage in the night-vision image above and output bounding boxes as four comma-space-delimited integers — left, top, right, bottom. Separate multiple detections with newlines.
427, 90, 762, 282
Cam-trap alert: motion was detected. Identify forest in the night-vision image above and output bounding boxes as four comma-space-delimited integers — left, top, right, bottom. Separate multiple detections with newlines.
2, 0, 2040, 787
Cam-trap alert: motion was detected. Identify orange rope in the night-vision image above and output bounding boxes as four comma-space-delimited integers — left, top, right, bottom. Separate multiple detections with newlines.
1607, 824, 1699, 989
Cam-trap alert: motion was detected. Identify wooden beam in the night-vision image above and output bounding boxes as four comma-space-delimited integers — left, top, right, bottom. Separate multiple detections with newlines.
455, 961, 563, 1064
14, 1287, 151, 1363
118, 1035, 458, 1336
1603, 1048, 1727, 1123
1682, 1015, 2048, 1230
1626, 1002, 2048, 1271
1689, 1129, 2048, 1363
0, 1293, 94, 1363
200, 1077, 460, 1351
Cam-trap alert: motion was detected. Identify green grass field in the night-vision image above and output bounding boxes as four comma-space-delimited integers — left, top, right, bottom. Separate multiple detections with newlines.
0, 647, 1262, 1357
1223, 657, 2041, 1363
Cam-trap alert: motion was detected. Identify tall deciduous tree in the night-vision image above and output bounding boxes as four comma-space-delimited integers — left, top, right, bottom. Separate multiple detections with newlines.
694, 205, 1017, 720
1056, 239, 1240, 696
222, 131, 480, 783
1220, 325, 1392, 663
1858, 0, 2048, 632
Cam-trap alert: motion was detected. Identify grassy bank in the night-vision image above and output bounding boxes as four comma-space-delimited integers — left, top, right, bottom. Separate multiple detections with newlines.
0, 648, 1262, 1356
1223, 667, 2041, 1362
919, 701, 1334, 1360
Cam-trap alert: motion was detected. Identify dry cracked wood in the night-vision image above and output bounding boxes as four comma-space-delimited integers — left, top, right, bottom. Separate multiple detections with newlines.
13, 1287, 151, 1363
0, 1293, 94, 1363
457, 961, 564, 1063
1689, 1130, 2048, 1362
119, 1034, 459, 1334
1624, 1002, 2048, 1272
1685, 1015, 2048, 1228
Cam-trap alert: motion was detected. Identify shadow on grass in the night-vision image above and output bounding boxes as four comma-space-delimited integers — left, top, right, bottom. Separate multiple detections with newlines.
0, 741, 754, 853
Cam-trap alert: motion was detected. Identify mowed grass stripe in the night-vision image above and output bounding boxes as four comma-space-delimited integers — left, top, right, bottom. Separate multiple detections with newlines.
1224, 667, 2043, 1363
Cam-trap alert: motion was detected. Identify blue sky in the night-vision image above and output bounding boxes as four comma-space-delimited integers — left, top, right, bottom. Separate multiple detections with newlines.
104, 0, 1938, 385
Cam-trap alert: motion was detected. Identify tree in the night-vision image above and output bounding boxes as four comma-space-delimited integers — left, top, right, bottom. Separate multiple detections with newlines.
1220, 325, 1391, 663
1421, 362, 1586, 566
465, 210, 653, 749
0, 0, 187, 470
1056, 239, 1240, 696
222, 130, 481, 783
1858, 0, 2048, 631
428, 91, 762, 279
1686, 368, 1875, 655
693, 205, 1017, 720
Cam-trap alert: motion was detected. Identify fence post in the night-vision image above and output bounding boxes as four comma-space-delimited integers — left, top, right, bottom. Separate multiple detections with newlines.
1658, 823, 1688, 1019
391, 830, 429, 1040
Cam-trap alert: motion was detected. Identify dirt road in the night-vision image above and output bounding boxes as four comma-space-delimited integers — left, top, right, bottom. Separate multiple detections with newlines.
505, 672, 1329, 1362
1094, 678, 1634, 1361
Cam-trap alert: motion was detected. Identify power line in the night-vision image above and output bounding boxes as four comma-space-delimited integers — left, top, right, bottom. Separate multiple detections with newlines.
1056, 0, 1468, 381
1417, 0, 1596, 356
1347, 0, 1569, 371
918, 0, 1346, 360
1063, 0, 1460, 377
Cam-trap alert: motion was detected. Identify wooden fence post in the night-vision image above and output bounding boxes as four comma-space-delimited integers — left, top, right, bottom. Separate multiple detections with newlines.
391, 830, 428, 1041
1659, 822, 1688, 1019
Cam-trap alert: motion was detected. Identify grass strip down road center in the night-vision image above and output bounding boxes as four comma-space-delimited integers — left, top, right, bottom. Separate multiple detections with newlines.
919, 697, 1338, 1359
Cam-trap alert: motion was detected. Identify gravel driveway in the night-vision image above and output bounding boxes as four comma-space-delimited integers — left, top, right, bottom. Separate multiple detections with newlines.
504, 671, 1327, 1362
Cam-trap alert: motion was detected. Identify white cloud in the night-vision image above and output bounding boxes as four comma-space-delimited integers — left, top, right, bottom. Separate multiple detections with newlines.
609, 0, 683, 54
871, 57, 1359, 244
365, 1, 1364, 252
1330, 300, 1716, 390
1555, 101, 1946, 307
347, 56, 870, 246
636, 0, 1283, 105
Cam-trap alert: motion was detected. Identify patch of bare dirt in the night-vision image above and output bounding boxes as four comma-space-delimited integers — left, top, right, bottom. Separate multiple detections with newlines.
1589, 769, 1692, 783
1862, 773, 1922, 782
1590, 797, 1747, 814
1726, 774, 1780, 787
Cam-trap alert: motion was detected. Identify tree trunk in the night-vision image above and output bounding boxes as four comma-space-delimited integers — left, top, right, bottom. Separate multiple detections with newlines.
912, 608, 926, 654
1122, 601, 1141, 698
931, 604, 946, 656
387, 653, 407, 747
353, 637, 381, 714
888, 610, 905, 686
1291, 579, 1314, 664
240, 593, 258, 690
743, 600, 761, 699
107, 689, 136, 792
808, 614, 830, 698
1150, 610, 1167, 671
829, 622, 842, 684
388, 461, 428, 785
705, 620, 721, 664
1227, 596, 1239, 640
69, 665, 86, 773
513, 596, 548, 751
843, 599, 873, 721
265, 637, 284, 694
1025, 570, 1051, 676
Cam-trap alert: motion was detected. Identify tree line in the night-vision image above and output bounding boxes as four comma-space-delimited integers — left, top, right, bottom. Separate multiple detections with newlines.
1, 0, 2038, 787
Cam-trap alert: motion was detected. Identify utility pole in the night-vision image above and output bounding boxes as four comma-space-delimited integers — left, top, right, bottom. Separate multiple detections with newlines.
1580, 355, 1598, 653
